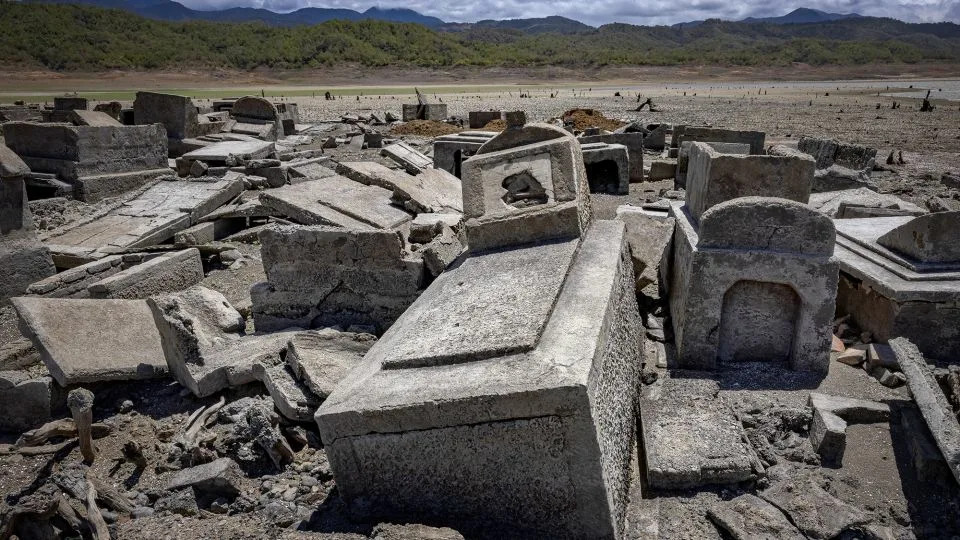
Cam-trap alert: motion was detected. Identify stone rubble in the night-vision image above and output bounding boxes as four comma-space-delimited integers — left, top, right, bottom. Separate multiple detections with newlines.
1, 94, 959, 539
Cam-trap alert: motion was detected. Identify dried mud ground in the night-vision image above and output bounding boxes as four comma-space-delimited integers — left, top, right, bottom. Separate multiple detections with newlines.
2, 78, 960, 539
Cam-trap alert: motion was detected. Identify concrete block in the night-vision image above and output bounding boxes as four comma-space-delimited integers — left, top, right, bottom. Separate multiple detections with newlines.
685, 142, 814, 224
87, 248, 203, 299
12, 297, 167, 385
798, 136, 877, 170
252, 225, 424, 333
0, 372, 61, 432
674, 126, 765, 155
580, 132, 644, 182
336, 161, 462, 213
259, 176, 412, 230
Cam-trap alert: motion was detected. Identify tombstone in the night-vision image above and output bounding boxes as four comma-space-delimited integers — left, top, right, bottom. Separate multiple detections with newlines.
2, 122, 170, 202
432, 131, 496, 178
666, 197, 838, 372
402, 103, 447, 122
685, 142, 815, 224
230, 96, 283, 141
315, 122, 642, 537
459, 123, 593, 252
581, 142, 630, 194
0, 144, 56, 303
833, 211, 960, 360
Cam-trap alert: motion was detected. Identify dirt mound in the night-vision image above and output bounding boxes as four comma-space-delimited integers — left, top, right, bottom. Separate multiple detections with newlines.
560, 108, 626, 132
480, 119, 506, 132
390, 120, 461, 137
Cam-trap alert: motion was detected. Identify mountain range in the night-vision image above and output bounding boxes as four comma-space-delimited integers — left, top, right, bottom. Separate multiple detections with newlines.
22, 1, 872, 30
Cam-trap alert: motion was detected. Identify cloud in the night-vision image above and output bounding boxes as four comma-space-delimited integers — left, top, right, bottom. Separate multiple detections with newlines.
178, 0, 960, 25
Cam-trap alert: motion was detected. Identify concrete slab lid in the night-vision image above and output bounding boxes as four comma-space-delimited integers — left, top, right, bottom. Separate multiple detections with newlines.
12, 297, 167, 386
834, 217, 960, 277
182, 140, 275, 161
380, 237, 579, 369
833, 241, 960, 302
316, 220, 627, 441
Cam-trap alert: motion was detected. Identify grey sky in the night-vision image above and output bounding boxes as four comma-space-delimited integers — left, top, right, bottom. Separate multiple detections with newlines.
176, 0, 960, 25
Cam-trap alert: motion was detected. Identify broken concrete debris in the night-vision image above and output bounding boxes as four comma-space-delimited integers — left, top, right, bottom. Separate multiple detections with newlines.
2, 93, 960, 539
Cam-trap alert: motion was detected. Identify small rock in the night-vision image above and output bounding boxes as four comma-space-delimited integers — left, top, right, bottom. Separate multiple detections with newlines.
132, 506, 155, 519
371, 522, 465, 540
831, 334, 845, 353
189, 160, 209, 178
836, 347, 866, 366
220, 249, 242, 263
165, 457, 243, 498
155, 489, 199, 516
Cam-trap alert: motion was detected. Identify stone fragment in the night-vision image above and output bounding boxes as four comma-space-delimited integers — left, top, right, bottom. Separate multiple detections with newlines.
867, 343, 899, 370
87, 248, 203, 299
812, 164, 874, 192
675, 140, 750, 188
165, 458, 243, 497
12, 297, 167, 385
433, 131, 495, 179
252, 225, 424, 333
69, 109, 122, 127
836, 347, 866, 366
182, 140, 275, 165
708, 494, 805, 540
808, 188, 926, 219
381, 141, 432, 174
615, 205, 674, 292
336, 161, 463, 213
798, 137, 877, 170
647, 159, 676, 180
641, 377, 757, 488
259, 176, 412, 230
890, 337, 960, 485
0, 371, 60, 432
761, 480, 871, 539
807, 392, 890, 464
675, 127, 765, 155
1, 146, 56, 303
371, 523, 464, 540
285, 329, 376, 399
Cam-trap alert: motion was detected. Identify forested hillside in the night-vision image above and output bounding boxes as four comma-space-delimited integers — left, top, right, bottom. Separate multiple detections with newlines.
1, 3, 958, 71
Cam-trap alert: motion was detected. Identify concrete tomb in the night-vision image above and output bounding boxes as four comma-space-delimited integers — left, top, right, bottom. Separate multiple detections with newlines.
316, 123, 643, 538
666, 160, 837, 372
580, 142, 630, 194
580, 132, 644, 182
2, 121, 170, 202
798, 136, 878, 171
401, 103, 447, 122
808, 188, 926, 219
0, 144, 56, 303
251, 225, 425, 333
833, 212, 960, 360
433, 131, 496, 178
44, 176, 244, 265
229, 96, 296, 140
